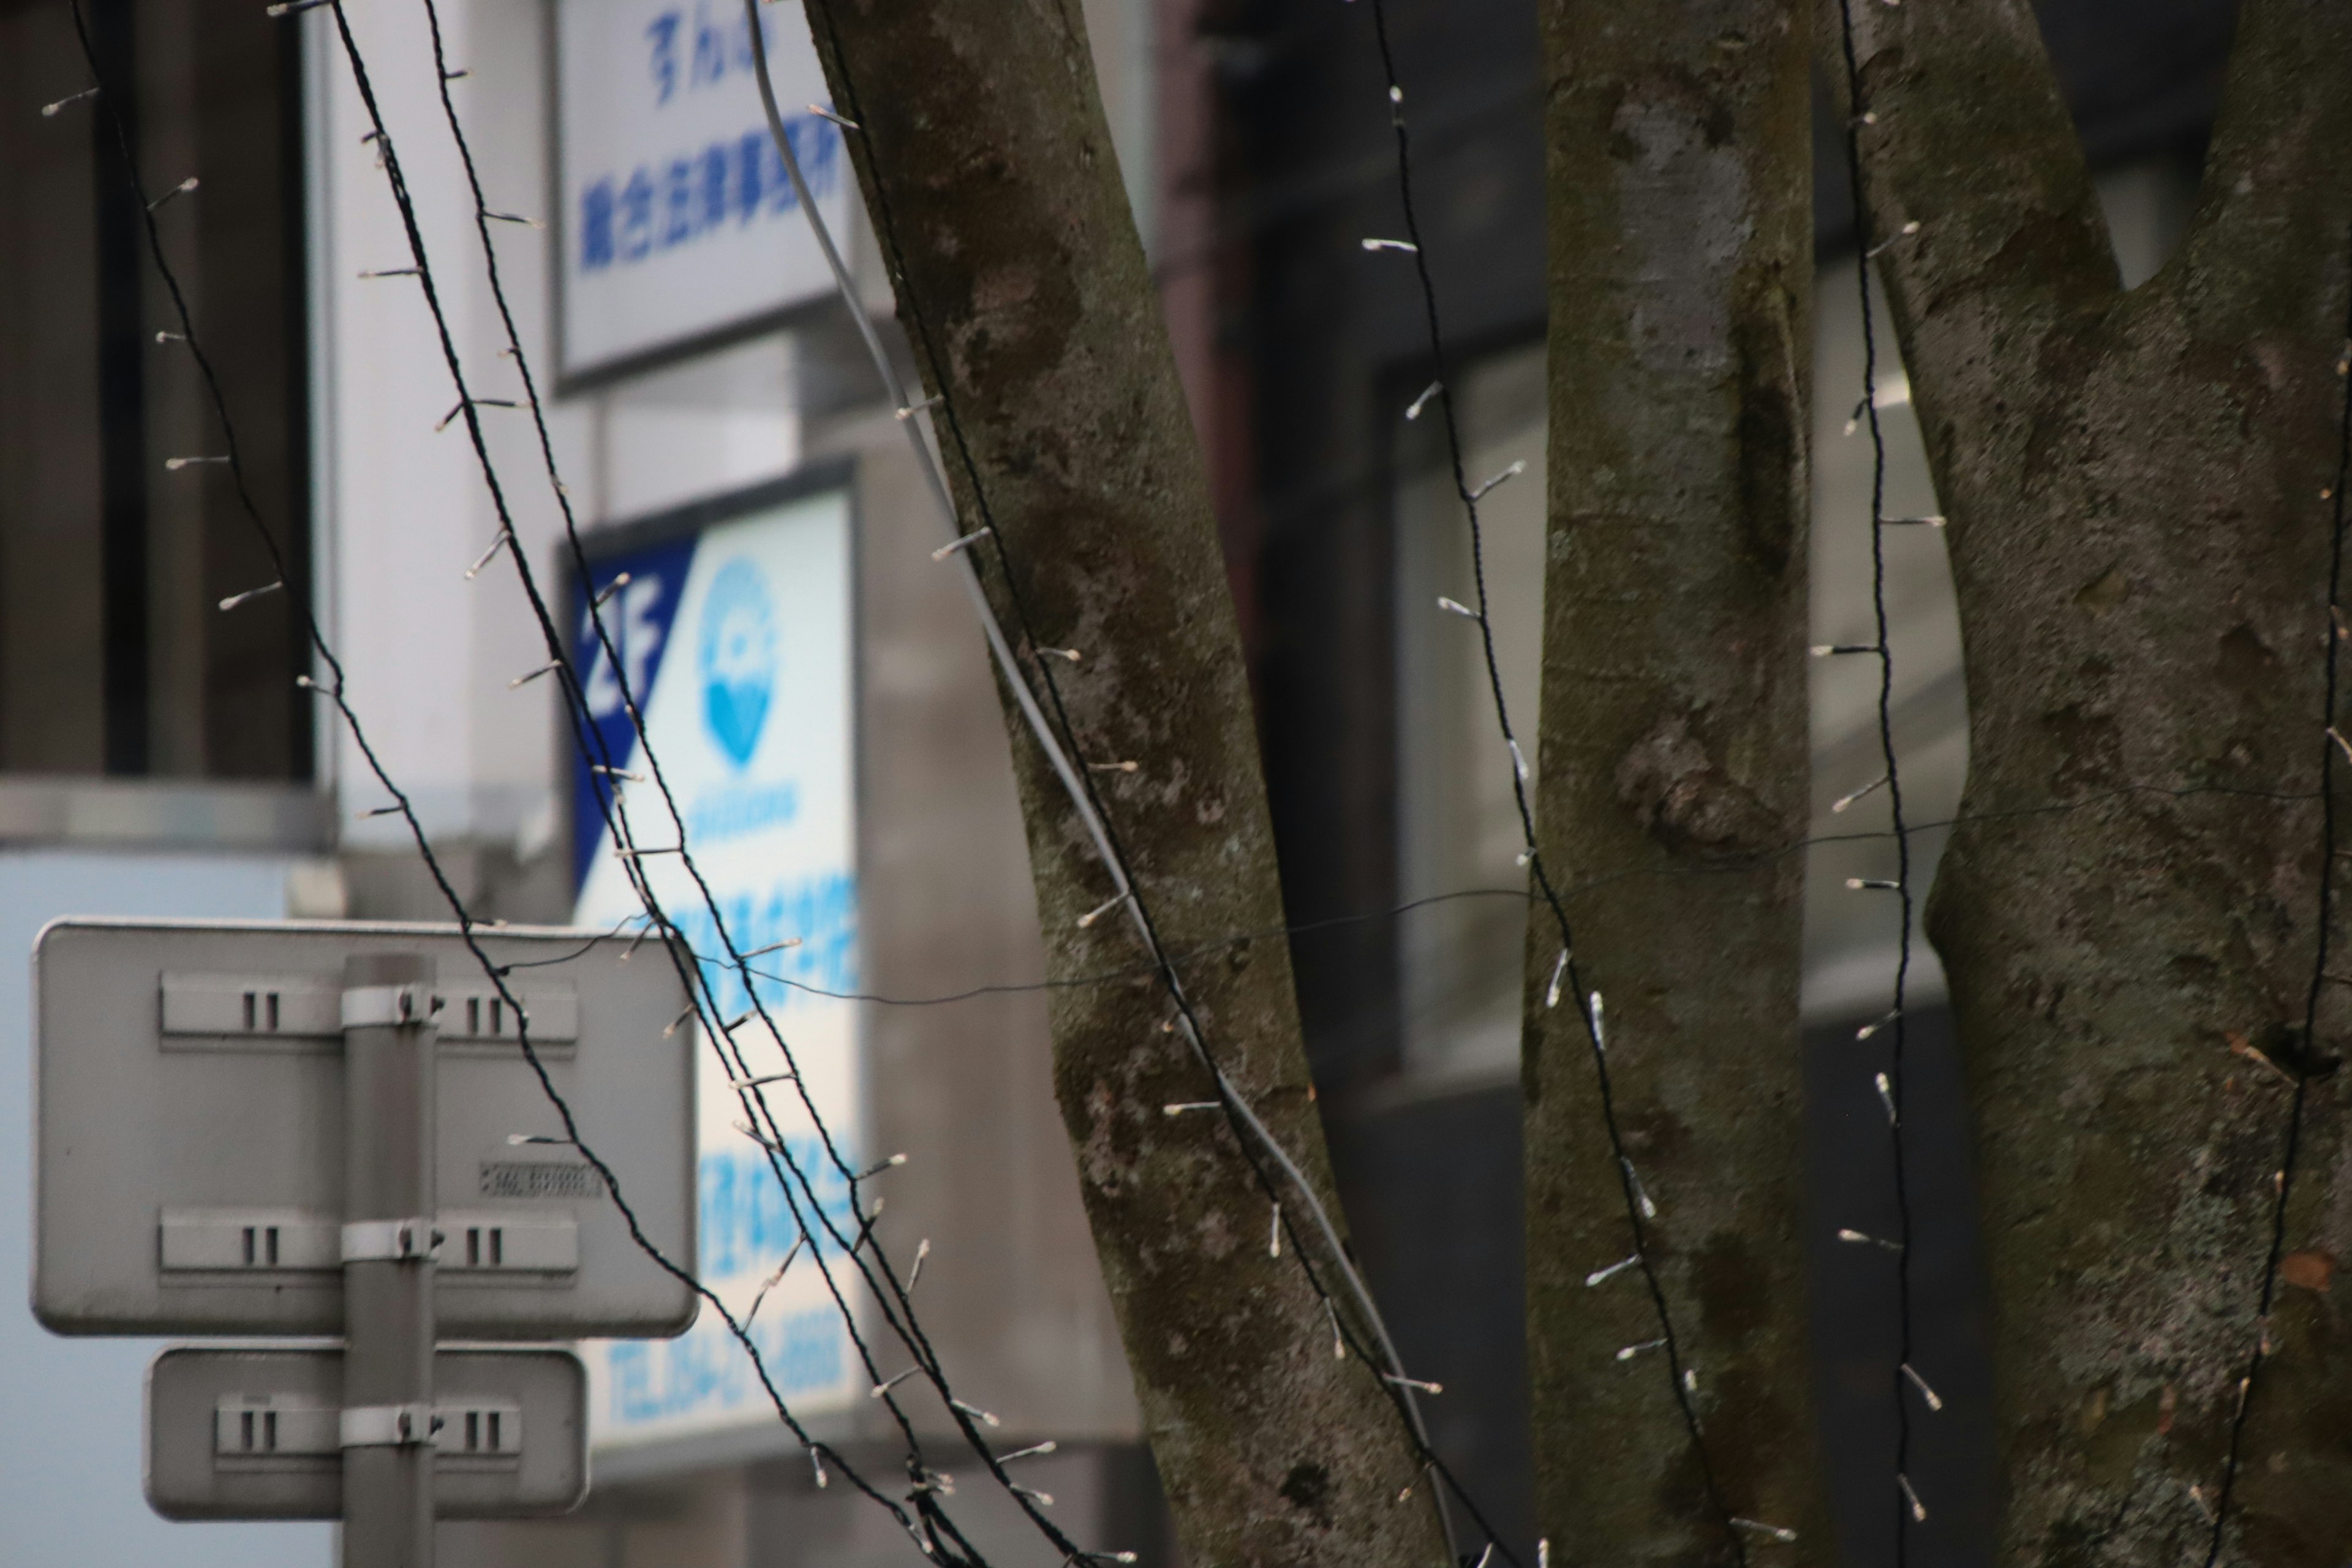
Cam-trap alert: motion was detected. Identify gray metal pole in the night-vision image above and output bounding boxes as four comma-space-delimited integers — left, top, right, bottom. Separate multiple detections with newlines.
341, 952, 437, 1568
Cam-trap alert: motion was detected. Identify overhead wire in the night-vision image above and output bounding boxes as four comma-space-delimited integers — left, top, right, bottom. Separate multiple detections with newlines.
673, 779, 2312, 1016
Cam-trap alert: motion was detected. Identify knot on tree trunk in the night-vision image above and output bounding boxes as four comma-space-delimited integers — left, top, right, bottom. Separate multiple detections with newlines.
1615, 710, 1778, 859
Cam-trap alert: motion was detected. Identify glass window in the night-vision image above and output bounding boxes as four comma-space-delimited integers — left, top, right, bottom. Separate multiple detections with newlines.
0, 0, 310, 780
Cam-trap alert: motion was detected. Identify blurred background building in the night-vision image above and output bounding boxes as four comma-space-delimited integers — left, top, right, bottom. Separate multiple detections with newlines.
0, 1, 2233, 1566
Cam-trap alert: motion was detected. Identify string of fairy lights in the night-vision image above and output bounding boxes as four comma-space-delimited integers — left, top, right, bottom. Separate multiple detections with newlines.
45, 0, 2346, 1558
1355, 0, 1760, 1560
54, 0, 1525, 1560
354, 34, 1048, 1568
1828, 6, 2352, 1562
55, 2, 1110, 1562
1828, 0, 1932, 1556
772, 0, 1522, 1558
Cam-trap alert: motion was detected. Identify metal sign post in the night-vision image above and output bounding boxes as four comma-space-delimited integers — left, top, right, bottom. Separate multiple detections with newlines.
147, 1347, 589, 1521
31, 919, 700, 1554
341, 952, 439, 1568
34, 918, 697, 1337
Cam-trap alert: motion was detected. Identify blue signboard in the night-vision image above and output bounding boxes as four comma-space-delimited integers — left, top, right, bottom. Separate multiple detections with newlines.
568, 480, 862, 1449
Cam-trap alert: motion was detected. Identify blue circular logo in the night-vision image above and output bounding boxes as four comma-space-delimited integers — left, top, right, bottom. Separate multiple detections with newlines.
698, 559, 777, 767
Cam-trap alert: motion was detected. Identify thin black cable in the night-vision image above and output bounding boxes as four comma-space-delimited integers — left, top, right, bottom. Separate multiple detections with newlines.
317, 6, 1096, 1555
454, 771, 2330, 1012
493, 913, 650, 971
364, 0, 928, 1487
2201, 220, 2352, 1565
376, 6, 1118, 1547
320, 7, 930, 1490
402, 0, 941, 1407
1357, 0, 1746, 1557
790, 3, 1518, 1558
738, 12, 1430, 1476
681, 779, 2315, 1012
70, 7, 1060, 1556
53, 7, 941, 1548
1828, 1, 1924, 1555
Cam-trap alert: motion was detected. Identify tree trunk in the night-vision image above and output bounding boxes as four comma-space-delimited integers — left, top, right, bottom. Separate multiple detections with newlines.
1525, 1, 1823, 1563
1825, 0, 2352, 1559
796, 6, 1448, 1567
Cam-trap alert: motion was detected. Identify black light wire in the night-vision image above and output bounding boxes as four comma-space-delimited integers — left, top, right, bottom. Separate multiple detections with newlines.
2200, 222, 2352, 1565
56, 4, 1087, 1561
311, 4, 1107, 1559
1828, 1, 1927, 1556
783, 1, 1526, 1560
379, 6, 1106, 1554
779, 13, 1509, 1559
1355, 0, 1749, 1558
317, 12, 974, 1548
669, 780, 2321, 1014
771, 2, 1507, 1558
51, 4, 949, 1554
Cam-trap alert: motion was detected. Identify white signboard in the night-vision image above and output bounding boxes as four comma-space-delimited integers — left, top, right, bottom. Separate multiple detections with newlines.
555, 0, 852, 379
32, 920, 696, 1340
569, 480, 861, 1450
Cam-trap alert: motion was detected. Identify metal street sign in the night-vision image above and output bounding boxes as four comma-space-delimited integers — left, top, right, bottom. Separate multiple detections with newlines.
146, 1346, 589, 1520
32, 919, 698, 1338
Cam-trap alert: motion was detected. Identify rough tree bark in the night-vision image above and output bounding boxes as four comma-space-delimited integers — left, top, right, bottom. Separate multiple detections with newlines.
1525, 1, 1823, 1563
1823, 0, 2352, 1561
797, 5, 1447, 1567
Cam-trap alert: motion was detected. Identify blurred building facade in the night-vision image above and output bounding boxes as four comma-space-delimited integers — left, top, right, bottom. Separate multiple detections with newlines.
0, 2, 2234, 1567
